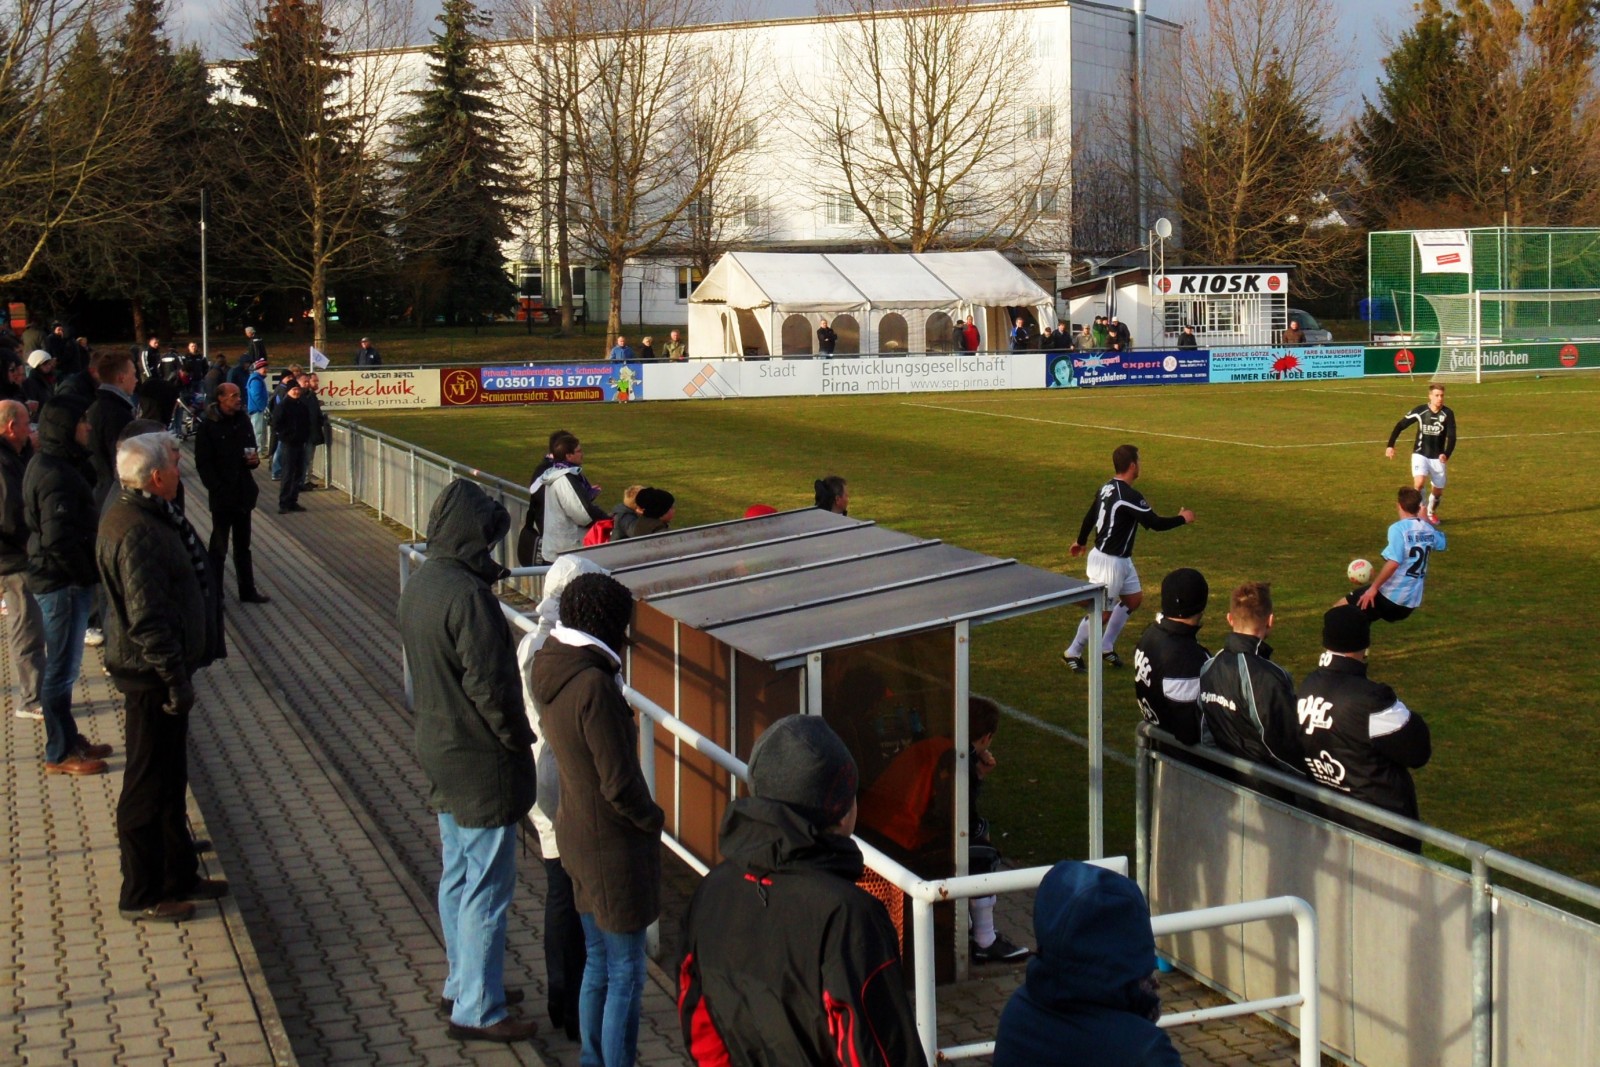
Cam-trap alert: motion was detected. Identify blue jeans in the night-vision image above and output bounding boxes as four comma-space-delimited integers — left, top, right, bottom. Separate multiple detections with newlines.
36, 585, 92, 764
437, 815, 517, 1028
579, 914, 647, 1067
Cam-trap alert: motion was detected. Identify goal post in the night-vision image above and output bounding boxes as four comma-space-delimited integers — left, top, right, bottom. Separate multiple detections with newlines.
1416, 288, 1600, 382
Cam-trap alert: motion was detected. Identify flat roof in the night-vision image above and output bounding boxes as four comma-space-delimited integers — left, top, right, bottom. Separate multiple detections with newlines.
575, 510, 1096, 667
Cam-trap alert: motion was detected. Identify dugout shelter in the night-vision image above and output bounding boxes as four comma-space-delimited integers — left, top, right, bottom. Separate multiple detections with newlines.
686, 250, 1057, 358
573, 507, 1101, 975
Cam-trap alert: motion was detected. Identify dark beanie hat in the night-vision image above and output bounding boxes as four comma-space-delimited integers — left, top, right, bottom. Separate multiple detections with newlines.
747, 715, 860, 830
636, 487, 674, 520
1161, 567, 1209, 618
1322, 605, 1371, 654
559, 572, 634, 653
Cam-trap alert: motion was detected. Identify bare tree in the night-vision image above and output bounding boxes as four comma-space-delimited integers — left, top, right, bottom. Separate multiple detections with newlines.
0, 0, 174, 286
800, 0, 1067, 252
665, 72, 775, 276
220, 0, 415, 351
1140, 0, 1358, 294
507, 0, 757, 340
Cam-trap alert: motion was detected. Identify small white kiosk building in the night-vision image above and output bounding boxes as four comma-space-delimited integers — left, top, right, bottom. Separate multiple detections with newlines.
1060, 265, 1295, 348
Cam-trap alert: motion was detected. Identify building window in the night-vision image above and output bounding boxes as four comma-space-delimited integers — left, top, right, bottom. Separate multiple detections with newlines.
677, 266, 704, 301
825, 193, 855, 226
1025, 105, 1055, 139
517, 265, 542, 298
871, 191, 905, 226
1029, 186, 1061, 219
743, 195, 762, 229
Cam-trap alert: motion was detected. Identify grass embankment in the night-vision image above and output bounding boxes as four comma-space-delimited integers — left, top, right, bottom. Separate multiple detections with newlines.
354, 377, 1600, 887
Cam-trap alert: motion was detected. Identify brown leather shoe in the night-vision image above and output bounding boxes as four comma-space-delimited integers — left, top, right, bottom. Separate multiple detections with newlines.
74, 739, 113, 760
446, 1017, 538, 1043
120, 901, 196, 923
440, 989, 525, 1014
44, 755, 108, 776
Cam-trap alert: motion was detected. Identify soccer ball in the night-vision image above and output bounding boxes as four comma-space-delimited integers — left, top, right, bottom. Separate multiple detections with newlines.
1347, 558, 1374, 584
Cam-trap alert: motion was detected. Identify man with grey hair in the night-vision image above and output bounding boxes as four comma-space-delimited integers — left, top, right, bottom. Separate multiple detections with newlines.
0, 399, 45, 720
98, 432, 226, 923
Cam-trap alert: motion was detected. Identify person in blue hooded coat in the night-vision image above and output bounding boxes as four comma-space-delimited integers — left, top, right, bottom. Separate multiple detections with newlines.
993, 861, 1180, 1067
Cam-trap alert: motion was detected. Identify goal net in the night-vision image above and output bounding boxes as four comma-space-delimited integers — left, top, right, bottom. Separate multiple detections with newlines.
1418, 289, 1600, 381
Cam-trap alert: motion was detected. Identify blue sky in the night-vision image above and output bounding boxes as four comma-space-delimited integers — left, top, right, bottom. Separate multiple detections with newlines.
172, 0, 1413, 118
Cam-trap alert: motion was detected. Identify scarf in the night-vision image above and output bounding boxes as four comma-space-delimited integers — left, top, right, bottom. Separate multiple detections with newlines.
137, 488, 209, 590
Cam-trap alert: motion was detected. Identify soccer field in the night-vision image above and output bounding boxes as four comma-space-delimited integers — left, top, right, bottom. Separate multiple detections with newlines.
354, 375, 1600, 886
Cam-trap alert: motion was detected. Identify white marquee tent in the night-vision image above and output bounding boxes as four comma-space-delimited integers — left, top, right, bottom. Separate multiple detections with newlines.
687, 251, 1057, 358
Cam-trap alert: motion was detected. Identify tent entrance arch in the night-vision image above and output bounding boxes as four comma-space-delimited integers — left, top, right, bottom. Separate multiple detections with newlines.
781, 314, 813, 355
832, 314, 861, 354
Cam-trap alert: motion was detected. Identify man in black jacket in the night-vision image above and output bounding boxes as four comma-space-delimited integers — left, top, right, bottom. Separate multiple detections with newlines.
1297, 607, 1432, 853
1133, 568, 1212, 748
99, 432, 227, 923
398, 479, 538, 1043
195, 384, 268, 604
0, 400, 46, 721
1197, 581, 1305, 780
23, 396, 113, 775
270, 378, 311, 514
677, 715, 926, 1067
87, 350, 138, 512
300, 373, 328, 490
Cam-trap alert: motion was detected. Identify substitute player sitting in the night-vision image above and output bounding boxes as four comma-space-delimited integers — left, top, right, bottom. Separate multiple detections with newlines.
1063, 444, 1195, 671
1343, 487, 1447, 623
1385, 382, 1456, 525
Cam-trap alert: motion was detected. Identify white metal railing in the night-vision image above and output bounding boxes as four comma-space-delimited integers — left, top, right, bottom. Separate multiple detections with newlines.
396, 541, 1320, 1065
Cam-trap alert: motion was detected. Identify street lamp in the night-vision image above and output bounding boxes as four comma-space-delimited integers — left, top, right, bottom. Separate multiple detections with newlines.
1500, 164, 1511, 229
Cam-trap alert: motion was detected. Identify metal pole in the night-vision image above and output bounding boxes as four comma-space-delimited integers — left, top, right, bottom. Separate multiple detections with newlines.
1470, 853, 1493, 1067
1088, 588, 1105, 858
199, 189, 209, 360
912, 896, 937, 1064
1295, 898, 1321, 1066
409, 447, 419, 537
398, 547, 414, 707
1135, 728, 1150, 899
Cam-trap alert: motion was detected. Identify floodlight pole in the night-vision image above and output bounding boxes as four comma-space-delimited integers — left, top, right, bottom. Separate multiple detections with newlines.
199, 188, 209, 360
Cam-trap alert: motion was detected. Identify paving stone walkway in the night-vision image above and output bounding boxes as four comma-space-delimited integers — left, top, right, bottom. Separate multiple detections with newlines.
2, 445, 1310, 1066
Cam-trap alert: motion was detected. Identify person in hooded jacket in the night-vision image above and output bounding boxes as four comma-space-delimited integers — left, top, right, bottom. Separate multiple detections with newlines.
23, 395, 113, 774
993, 861, 1180, 1067
677, 714, 926, 1067
399, 479, 538, 1043
533, 572, 662, 1067
517, 554, 607, 1041
533, 432, 607, 560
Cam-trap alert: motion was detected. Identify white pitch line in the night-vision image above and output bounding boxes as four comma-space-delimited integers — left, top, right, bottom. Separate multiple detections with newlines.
905, 401, 1600, 450
981, 693, 1137, 769
900, 402, 1272, 449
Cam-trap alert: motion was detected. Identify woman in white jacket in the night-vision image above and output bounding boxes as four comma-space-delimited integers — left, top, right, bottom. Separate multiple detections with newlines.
518, 554, 608, 1039
532, 434, 605, 559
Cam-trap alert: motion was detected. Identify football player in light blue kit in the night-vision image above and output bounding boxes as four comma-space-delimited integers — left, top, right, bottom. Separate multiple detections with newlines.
1343, 486, 1446, 623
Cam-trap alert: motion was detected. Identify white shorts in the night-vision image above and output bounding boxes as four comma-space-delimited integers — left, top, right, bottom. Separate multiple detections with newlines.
1410, 453, 1447, 488
1086, 548, 1141, 602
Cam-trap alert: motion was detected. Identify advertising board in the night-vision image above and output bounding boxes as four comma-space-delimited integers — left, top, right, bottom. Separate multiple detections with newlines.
640, 353, 1043, 400
439, 363, 639, 406
1208, 345, 1364, 383
318, 368, 442, 410
1066, 350, 1210, 389
1362, 341, 1595, 376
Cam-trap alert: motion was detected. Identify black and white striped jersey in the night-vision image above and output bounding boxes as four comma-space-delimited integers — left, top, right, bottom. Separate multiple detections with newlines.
1388, 404, 1456, 459
1075, 478, 1187, 558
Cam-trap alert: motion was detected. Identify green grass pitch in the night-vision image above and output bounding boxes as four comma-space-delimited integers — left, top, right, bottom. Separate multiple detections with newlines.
353, 375, 1600, 887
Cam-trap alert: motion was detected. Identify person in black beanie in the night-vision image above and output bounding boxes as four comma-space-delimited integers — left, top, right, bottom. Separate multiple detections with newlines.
533, 572, 662, 1067
1296, 606, 1432, 853
1132, 568, 1212, 748
677, 715, 925, 1067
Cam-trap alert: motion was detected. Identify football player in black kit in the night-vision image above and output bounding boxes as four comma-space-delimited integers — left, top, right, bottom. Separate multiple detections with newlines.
1133, 568, 1211, 748
1062, 444, 1195, 672
1385, 383, 1455, 525
1296, 606, 1432, 853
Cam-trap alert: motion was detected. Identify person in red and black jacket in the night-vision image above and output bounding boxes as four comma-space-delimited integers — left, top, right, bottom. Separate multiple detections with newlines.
677, 715, 926, 1067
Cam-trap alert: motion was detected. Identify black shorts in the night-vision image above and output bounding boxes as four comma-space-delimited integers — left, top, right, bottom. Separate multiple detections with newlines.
1346, 586, 1414, 623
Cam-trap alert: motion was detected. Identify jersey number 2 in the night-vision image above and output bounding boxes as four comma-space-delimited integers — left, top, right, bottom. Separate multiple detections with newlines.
1405, 546, 1432, 579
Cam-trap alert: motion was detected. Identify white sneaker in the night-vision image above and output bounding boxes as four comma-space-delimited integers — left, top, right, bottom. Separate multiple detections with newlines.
14, 706, 42, 720
83, 627, 105, 647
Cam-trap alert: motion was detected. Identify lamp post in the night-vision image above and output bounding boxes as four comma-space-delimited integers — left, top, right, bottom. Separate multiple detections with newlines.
1500, 164, 1511, 229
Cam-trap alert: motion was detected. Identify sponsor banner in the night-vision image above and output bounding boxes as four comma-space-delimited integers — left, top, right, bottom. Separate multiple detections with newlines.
439, 363, 639, 405
1415, 229, 1472, 274
1363, 341, 1595, 376
1154, 271, 1287, 296
1069, 350, 1210, 389
1209, 345, 1364, 383
318, 368, 441, 410
639, 353, 1042, 400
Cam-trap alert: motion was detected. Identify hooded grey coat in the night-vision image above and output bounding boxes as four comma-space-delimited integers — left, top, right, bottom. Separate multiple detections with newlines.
399, 480, 535, 828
